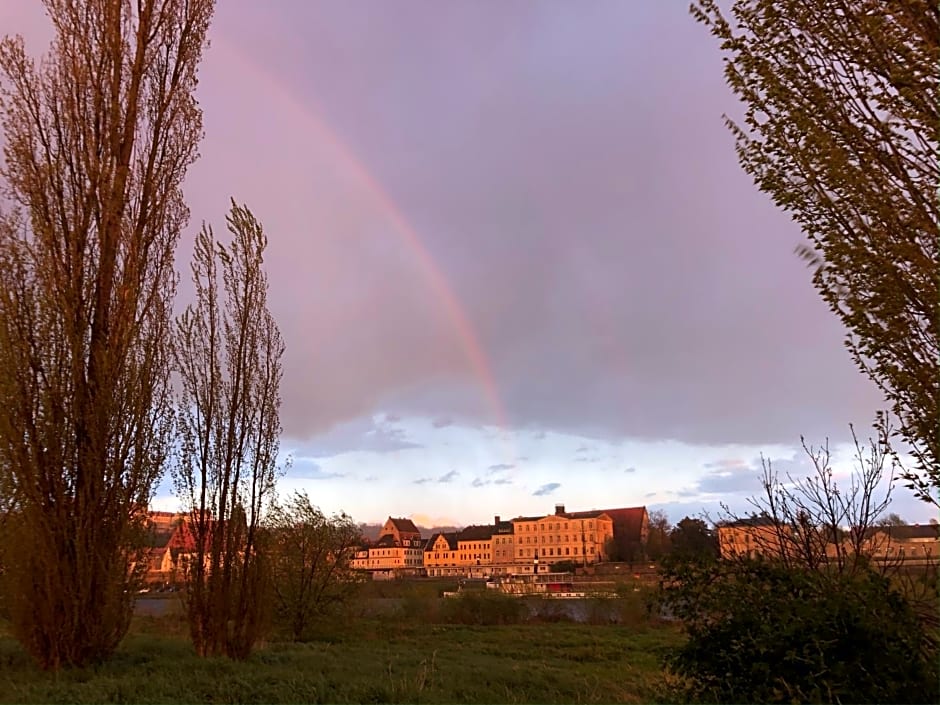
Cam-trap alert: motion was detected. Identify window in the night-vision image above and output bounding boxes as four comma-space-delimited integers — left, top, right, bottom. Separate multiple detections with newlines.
565, 547, 570, 556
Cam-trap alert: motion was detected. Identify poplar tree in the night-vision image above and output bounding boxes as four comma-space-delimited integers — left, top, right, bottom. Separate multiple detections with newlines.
174, 201, 284, 660
692, 0, 939, 503
0, 0, 214, 669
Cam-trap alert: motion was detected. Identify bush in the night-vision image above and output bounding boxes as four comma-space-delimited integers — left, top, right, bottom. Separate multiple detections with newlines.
658, 558, 939, 704
439, 592, 527, 626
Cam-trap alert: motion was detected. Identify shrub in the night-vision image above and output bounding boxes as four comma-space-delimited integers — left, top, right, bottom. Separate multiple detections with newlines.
658, 558, 939, 704
439, 592, 527, 625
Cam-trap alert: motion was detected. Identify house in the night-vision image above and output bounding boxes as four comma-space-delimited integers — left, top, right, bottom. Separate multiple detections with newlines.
861, 524, 940, 563
718, 516, 788, 559
350, 516, 425, 577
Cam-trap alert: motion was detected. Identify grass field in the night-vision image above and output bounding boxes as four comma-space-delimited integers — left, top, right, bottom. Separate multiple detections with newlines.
0, 592, 682, 704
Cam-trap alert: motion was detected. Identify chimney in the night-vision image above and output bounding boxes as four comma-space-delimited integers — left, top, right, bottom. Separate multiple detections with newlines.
555, 503, 565, 515
494, 515, 500, 526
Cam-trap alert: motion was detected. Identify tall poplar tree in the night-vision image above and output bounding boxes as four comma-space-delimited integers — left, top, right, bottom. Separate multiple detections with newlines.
0, 0, 214, 669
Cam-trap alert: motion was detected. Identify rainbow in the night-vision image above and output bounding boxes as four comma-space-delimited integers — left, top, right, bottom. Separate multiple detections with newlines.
214, 36, 516, 463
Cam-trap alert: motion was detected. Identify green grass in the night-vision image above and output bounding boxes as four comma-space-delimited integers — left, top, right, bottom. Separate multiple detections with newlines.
0, 612, 681, 704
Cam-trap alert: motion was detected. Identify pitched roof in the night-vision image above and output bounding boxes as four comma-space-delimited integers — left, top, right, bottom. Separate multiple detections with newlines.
458, 524, 495, 542
562, 510, 610, 520
388, 517, 421, 536
424, 531, 459, 551
599, 506, 648, 542
719, 516, 779, 529
374, 534, 398, 548
869, 524, 940, 541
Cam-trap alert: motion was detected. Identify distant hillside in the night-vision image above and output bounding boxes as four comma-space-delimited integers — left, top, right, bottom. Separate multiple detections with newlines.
357, 523, 461, 542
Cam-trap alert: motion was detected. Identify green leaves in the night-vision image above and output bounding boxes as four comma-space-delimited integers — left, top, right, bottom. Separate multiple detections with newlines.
692, 0, 940, 503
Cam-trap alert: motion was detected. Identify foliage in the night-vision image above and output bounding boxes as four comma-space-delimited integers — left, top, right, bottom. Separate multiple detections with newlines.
551, 559, 581, 574
265, 492, 364, 641
173, 201, 285, 660
659, 558, 939, 703
645, 510, 672, 561
666, 517, 718, 564
692, 0, 940, 503
439, 591, 528, 626
0, 0, 213, 670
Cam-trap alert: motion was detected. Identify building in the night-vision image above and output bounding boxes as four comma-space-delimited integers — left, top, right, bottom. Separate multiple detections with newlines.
511, 504, 614, 568
350, 516, 425, 576
718, 516, 786, 559
860, 524, 940, 564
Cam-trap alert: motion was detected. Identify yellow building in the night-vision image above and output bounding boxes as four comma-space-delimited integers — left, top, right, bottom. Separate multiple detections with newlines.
512, 504, 614, 567
350, 517, 425, 575
718, 517, 787, 559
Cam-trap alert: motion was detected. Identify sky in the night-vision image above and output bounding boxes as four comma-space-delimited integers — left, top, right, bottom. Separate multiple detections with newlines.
2, 1, 935, 527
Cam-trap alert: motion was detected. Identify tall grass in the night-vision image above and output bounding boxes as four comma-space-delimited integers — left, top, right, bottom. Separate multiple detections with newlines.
0, 594, 681, 704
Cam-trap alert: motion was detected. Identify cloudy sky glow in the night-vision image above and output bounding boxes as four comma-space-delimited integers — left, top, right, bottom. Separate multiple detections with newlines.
4, 1, 933, 526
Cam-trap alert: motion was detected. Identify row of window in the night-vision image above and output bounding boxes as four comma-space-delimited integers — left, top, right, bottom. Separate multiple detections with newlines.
516, 521, 594, 532
518, 546, 582, 557
519, 534, 594, 544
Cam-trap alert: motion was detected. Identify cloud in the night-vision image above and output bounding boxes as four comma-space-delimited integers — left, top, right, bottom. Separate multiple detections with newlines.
432, 416, 454, 429
575, 445, 590, 453
533, 482, 562, 497
173, 2, 879, 457
624, 466, 637, 474
290, 416, 421, 459
575, 456, 601, 464
384, 413, 402, 423
533, 431, 546, 441
644, 492, 657, 497
437, 470, 459, 483
471, 477, 488, 488
413, 477, 432, 485
494, 478, 513, 485
488, 463, 515, 473
364, 475, 378, 482
287, 459, 344, 480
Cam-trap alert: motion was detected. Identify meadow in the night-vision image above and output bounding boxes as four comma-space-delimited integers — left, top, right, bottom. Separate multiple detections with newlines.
0, 585, 681, 704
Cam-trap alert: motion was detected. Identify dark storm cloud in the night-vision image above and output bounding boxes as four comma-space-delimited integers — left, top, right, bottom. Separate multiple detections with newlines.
533, 482, 562, 497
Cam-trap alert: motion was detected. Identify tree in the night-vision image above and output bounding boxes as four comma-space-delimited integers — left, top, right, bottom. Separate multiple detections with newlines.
878, 512, 908, 528
668, 517, 718, 563
658, 423, 940, 703
173, 201, 284, 660
645, 509, 672, 561
692, 0, 940, 505
0, 0, 213, 670
266, 492, 363, 642
725, 423, 897, 574
660, 559, 938, 703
